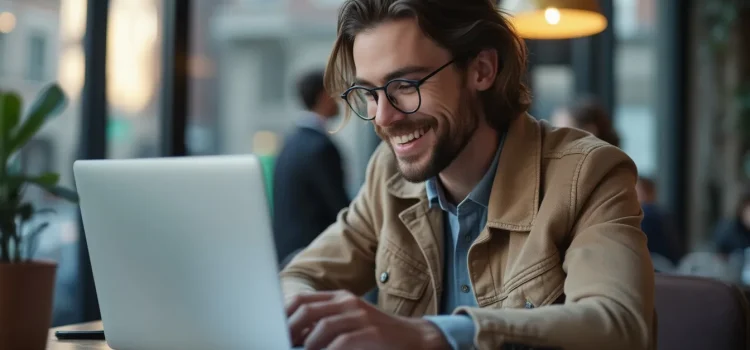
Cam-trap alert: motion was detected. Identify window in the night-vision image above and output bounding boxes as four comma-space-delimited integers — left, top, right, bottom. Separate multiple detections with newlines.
530, 65, 575, 120
106, 0, 162, 160
613, 0, 658, 177
26, 32, 47, 81
0, 33, 6, 75
189, 0, 379, 194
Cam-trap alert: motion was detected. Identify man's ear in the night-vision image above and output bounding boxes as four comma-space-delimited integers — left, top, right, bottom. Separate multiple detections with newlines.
468, 49, 498, 92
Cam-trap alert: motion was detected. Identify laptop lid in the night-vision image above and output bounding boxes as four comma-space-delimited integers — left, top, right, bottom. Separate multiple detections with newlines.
73, 155, 291, 350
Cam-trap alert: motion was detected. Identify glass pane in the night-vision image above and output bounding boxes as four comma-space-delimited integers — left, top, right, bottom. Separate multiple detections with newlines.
0, 0, 86, 326
189, 0, 378, 195
530, 65, 575, 120
106, 0, 162, 159
613, 0, 658, 177
26, 31, 47, 81
0, 33, 7, 76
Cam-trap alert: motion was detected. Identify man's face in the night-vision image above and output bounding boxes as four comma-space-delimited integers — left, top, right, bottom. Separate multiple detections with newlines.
352, 19, 481, 182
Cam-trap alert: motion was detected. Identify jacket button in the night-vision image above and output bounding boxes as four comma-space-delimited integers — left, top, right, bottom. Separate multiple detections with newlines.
461, 285, 470, 293
380, 271, 389, 283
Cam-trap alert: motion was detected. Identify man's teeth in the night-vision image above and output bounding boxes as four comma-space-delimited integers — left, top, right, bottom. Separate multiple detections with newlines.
393, 128, 428, 145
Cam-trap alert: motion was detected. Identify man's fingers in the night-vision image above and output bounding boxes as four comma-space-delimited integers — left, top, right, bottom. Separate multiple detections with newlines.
327, 326, 379, 350
285, 291, 337, 317
304, 309, 369, 350
288, 293, 361, 345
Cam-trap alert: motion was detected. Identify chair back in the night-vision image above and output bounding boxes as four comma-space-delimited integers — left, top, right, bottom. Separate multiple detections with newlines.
655, 273, 750, 350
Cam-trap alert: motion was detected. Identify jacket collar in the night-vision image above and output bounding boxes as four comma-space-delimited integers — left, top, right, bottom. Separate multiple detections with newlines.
386, 113, 542, 231
386, 168, 426, 199
485, 113, 541, 231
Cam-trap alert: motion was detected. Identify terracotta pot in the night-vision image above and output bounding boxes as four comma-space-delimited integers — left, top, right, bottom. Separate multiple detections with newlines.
0, 261, 57, 350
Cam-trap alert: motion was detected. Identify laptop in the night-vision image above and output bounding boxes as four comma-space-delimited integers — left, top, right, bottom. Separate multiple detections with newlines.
74, 155, 300, 350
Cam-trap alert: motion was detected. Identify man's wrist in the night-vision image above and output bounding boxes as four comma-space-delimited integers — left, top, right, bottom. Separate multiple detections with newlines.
414, 318, 452, 350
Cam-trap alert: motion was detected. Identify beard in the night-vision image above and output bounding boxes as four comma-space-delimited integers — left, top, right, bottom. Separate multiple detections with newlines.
375, 88, 480, 183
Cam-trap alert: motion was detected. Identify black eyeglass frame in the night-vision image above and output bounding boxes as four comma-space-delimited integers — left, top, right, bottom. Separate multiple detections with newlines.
340, 60, 455, 121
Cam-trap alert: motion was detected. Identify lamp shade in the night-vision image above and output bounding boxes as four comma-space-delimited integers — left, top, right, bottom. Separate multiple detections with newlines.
499, 0, 608, 40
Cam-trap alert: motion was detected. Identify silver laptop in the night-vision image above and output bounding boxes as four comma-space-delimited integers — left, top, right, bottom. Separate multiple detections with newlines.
74, 155, 298, 350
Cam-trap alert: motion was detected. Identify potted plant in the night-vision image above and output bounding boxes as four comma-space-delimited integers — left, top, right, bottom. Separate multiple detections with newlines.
0, 84, 79, 350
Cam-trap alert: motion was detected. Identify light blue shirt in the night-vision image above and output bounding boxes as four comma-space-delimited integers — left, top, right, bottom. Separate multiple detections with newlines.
423, 132, 505, 350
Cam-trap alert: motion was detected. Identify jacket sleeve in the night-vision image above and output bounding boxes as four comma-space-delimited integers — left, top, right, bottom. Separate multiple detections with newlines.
279, 144, 386, 302
455, 145, 656, 350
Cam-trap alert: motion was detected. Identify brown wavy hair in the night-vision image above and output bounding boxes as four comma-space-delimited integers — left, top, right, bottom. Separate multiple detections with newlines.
324, 0, 531, 132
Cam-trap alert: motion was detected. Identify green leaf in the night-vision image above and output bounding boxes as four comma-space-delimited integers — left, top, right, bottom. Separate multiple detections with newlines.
0, 92, 22, 168
5, 173, 77, 202
28, 172, 59, 187
17, 203, 33, 221
44, 186, 79, 203
7, 172, 60, 189
0, 92, 22, 139
7, 84, 67, 155
24, 221, 49, 262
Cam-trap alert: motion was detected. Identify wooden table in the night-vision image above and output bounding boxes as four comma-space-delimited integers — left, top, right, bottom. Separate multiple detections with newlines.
47, 321, 109, 350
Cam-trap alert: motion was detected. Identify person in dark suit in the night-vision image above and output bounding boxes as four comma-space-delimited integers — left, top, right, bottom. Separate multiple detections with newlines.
272, 69, 350, 266
714, 185, 750, 257
636, 176, 683, 264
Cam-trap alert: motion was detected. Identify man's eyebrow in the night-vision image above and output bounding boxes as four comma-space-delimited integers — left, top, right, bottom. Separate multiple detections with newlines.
353, 65, 432, 86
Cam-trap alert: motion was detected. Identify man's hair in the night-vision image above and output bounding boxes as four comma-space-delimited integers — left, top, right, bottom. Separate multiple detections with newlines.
324, 0, 531, 130
296, 69, 327, 111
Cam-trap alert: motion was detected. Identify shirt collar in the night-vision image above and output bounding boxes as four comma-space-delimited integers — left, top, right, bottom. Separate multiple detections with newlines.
426, 131, 506, 210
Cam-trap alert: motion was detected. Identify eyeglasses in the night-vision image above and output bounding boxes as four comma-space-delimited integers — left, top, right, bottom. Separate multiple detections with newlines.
341, 60, 455, 121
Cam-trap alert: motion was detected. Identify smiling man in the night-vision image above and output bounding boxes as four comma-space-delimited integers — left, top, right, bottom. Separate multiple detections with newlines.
280, 1, 655, 349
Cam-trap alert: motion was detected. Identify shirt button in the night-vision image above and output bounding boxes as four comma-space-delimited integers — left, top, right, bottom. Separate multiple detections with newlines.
380, 271, 389, 283
464, 234, 472, 243
461, 285, 470, 293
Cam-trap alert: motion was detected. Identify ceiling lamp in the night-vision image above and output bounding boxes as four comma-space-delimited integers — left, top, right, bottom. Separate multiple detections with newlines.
499, 0, 608, 40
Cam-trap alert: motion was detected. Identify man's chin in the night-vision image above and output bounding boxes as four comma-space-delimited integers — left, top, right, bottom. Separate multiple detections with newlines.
396, 158, 435, 183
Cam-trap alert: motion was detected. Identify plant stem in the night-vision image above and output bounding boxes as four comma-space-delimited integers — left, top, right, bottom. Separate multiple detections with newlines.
12, 221, 20, 263
11, 234, 19, 263
0, 220, 16, 263
0, 233, 8, 263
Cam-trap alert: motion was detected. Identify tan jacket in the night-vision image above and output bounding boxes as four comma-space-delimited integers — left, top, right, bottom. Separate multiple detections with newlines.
280, 114, 655, 350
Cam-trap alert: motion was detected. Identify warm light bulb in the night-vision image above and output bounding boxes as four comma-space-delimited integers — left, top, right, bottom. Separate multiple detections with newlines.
61, 0, 87, 40
0, 12, 16, 33
544, 7, 561, 25
58, 46, 86, 100
106, 0, 159, 114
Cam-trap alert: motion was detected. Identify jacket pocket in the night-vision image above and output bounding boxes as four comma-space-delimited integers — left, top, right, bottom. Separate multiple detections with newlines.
375, 242, 430, 316
503, 254, 566, 309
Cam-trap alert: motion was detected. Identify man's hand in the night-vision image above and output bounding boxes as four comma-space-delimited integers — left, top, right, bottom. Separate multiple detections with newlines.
286, 290, 451, 350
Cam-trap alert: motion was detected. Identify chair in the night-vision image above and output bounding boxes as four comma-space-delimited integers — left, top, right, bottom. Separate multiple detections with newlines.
655, 273, 750, 350
651, 253, 676, 273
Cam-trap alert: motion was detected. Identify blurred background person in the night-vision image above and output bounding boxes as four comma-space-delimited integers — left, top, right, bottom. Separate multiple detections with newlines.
21, 0, 750, 334
551, 97, 621, 147
272, 68, 350, 267
713, 185, 750, 258
637, 176, 683, 265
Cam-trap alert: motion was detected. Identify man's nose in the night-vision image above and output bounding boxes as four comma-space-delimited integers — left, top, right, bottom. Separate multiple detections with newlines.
374, 94, 406, 127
